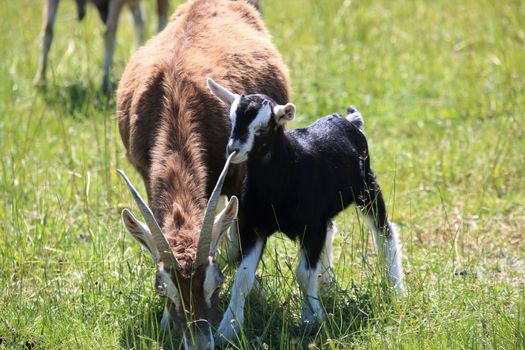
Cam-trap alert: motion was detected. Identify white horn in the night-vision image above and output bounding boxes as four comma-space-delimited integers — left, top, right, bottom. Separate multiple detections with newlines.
195, 152, 237, 267
117, 170, 180, 270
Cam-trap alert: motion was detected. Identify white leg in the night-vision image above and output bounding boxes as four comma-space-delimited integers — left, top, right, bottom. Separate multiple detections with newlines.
368, 218, 405, 294
34, 0, 60, 86
102, 0, 124, 92
129, 2, 145, 45
216, 240, 263, 342
296, 250, 324, 324
319, 221, 337, 288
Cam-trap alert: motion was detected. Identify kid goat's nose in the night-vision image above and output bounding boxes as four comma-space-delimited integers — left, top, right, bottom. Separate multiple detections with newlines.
227, 143, 240, 155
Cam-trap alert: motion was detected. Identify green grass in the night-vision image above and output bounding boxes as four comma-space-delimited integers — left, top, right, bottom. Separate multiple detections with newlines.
1, 0, 524, 348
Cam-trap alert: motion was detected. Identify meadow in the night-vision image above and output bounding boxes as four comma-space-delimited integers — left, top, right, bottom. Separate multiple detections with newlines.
0, 0, 524, 348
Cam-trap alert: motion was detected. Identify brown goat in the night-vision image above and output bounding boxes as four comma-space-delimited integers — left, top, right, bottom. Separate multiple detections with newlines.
116, 0, 288, 348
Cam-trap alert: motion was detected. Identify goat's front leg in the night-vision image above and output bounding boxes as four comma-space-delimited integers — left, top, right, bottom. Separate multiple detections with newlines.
156, 0, 169, 32
34, 0, 60, 86
216, 239, 264, 342
296, 243, 325, 325
102, 0, 125, 92
129, 2, 145, 45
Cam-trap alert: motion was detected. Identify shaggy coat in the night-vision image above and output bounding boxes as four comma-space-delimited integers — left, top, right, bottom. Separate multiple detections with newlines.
206, 78, 405, 340
116, 1, 289, 347
117, 0, 289, 273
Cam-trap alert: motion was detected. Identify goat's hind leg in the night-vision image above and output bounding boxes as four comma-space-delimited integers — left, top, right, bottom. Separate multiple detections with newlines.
319, 220, 337, 290
361, 178, 405, 293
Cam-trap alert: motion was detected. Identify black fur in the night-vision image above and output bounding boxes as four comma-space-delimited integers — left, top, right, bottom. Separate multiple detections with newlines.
233, 105, 392, 269
75, 0, 109, 23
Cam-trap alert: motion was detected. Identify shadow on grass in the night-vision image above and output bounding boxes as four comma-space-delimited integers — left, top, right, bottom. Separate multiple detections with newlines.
219, 283, 378, 349
117, 283, 378, 350
39, 81, 115, 117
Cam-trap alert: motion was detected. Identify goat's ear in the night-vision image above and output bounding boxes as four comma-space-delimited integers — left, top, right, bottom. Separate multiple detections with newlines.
209, 196, 239, 257
121, 209, 160, 262
207, 77, 238, 106
273, 103, 296, 125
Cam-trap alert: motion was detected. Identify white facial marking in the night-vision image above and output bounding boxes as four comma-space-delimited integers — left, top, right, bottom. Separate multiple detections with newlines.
229, 102, 272, 164
217, 240, 263, 340
229, 95, 241, 123
296, 250, 324, 323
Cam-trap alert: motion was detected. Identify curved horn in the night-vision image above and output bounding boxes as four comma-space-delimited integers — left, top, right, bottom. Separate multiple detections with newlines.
117, 170, 180, 270
195, 152, 237, 267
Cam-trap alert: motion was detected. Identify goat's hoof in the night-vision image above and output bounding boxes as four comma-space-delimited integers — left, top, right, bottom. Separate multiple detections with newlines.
295, 317, 323, 336
394, 283, 406, 296
300, 312, 324, 328
33, 76, 47, 88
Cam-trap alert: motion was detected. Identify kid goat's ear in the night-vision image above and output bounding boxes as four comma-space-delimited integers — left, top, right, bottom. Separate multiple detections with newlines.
207, 77, 238, 106
273, 103, 296, 125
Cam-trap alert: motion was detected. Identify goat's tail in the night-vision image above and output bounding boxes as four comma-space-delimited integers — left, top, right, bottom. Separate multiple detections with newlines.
345, 105, 365, 133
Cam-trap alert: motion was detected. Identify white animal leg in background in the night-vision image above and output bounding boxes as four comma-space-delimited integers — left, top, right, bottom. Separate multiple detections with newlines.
368, 218, 405, 294
319, 221, 337, 288
216, 239, 264, 342
129, 2, 145, 45
102, 0, 125, 92
296, 250, 324, 324
34, 0, 60, 86
156, 0, 169, 32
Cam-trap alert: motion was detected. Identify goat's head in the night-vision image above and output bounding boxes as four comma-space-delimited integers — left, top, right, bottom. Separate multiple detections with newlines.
117, 153, 238, 349
207, 77, 296, 164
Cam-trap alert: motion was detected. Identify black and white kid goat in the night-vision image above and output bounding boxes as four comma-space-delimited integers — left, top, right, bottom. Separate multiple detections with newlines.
207, 78, 405, 341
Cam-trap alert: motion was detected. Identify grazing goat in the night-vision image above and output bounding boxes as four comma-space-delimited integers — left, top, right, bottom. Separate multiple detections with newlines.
34, 0, 170, 91
207, 78, 405, 340
116, 0, 287, 348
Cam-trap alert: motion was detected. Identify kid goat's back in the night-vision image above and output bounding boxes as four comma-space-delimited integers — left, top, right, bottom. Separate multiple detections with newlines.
207, 79, 405, 341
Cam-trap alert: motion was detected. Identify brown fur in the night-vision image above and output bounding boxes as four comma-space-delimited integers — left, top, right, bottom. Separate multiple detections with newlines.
116, 0, 289, 333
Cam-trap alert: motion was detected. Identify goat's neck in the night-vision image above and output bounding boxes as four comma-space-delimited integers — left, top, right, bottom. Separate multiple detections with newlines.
150, 148, 207, 236
248, 127, 293, 178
